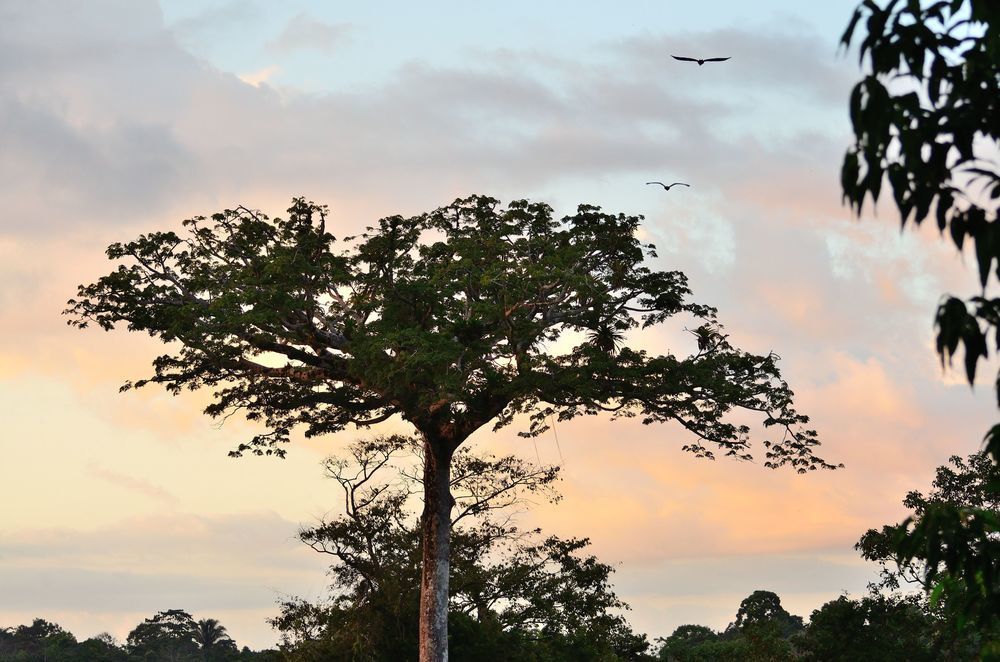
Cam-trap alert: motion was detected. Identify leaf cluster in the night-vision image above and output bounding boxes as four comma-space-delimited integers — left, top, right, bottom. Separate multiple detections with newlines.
842, 0, 1000, 394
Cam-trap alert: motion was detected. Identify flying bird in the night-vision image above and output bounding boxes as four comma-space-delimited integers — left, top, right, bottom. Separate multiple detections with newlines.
646, 181, 690, 191
671, 55, 731, 65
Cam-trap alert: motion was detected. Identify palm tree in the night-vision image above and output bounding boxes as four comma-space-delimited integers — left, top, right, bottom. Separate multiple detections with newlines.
192, 619, 234, 660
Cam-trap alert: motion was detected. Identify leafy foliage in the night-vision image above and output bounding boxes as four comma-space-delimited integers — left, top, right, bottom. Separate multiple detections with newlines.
841, 0, 1000, 397
272, 435, 652, 661
654, 592, 803, 662
126, 610, 243, 661
728, 590, 804, 638
654, 592, 949, 661
66, 195, 831, 469
655, 625, 720, 662
856, 451, 1000, 655
842, 1, 1000, 652
797, 594, 936, 662
0, 619, 85, 662
193, 618, 238, 660
858, 452, 1000, 591
126, 609, 201, 660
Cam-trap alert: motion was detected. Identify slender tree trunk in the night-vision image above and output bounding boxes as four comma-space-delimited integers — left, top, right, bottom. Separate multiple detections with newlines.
418, 436, 455, 662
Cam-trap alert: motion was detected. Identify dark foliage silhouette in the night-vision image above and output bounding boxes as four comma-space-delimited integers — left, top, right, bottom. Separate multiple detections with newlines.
841, 1, 1000, 651
272, 435, 653, 661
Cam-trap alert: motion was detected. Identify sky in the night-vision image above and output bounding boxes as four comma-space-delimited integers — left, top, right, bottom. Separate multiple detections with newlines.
1, 0, 996, 651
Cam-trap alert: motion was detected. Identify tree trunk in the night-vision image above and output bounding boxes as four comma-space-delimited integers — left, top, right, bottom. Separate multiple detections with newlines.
418, 436, 455, 662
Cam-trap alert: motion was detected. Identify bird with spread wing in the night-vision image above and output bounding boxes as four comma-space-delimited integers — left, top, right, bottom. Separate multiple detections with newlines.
671, 55, 730, 65
646, 181, 690, 191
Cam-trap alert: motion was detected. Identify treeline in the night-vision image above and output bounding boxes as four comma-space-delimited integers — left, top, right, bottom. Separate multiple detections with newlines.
656, 589, 983, 661
0, 610, 278, 661
0, 589, 987, 661
663, 451, 1000, 661
5, 446, 996, 661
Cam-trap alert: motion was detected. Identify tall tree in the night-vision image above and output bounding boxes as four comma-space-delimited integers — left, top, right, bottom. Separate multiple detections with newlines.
841, 0, 1000, 646
655, 624, 721, 661
67, 195, 834, 660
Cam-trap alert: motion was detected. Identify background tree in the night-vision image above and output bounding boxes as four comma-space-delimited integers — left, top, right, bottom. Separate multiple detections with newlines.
0, 615, 275, 661
653, 591, 940, 661
855, 451, 1000, 656
654, 591, 802, 662
857, 451, 999, 592
797, 594, 936, 662
841, 0, 1000, 650
75, 633, 129, 662
722, 590, 801, 662
68, 194, 834, 661
0, 619, 79, 662
193, 619, 237, 661
272, 435, 652, 661
727, 589, 804, 638
126, 609, 200, 661
654, 624, 722, 662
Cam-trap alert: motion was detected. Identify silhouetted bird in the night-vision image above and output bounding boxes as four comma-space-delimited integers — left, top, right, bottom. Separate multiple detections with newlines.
646, 181, 690, 191
671, 55, 731, 65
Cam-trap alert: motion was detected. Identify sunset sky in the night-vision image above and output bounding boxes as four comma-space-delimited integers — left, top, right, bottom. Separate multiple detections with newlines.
1, 0, 995, 650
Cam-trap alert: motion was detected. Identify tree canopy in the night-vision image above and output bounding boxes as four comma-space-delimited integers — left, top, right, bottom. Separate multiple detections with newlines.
66, 195, 831, 470
126, 609, 240, 661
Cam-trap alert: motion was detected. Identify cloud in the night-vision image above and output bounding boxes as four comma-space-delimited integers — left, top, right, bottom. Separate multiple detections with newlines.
266, 13, 353, 55
0, 511, 328, 579
86, 466, 179, 505
238, 64, 281, 87
0, 96, 197, 231
0, 5, 859, 238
